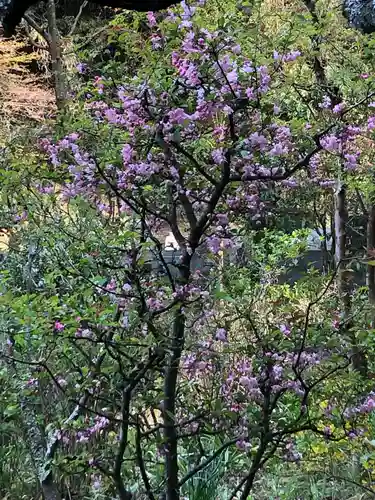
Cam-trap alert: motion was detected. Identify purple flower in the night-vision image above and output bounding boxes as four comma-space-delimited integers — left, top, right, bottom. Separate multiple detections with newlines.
207, 236, 221, 253
319, 95, 332, 109
245, 87, 256, 100
239, 376, 258, 390
242, 61, 254, 73
122, 144, 133, 165
76, 63, 87, 74
215, 328, 227, 342
92, 475, 101, 490
227, 69, 238, 84
216, 214, 229, 226
249, 132, 268, 150
320, 135, 341, 153
279, 324, 291, 336
269, 142, 288, 156
282, 50, 301, 62
168, 108, 191, 125
360, 395, 375, 413
236, 439, 251, 451
344, 153, 358, 170
146, 297, 163, 311
368, 116, 375, 130
147, 11, 157, 26
333, 103, 345, 114
272, 365, 283, 381
211, 148, 226, 165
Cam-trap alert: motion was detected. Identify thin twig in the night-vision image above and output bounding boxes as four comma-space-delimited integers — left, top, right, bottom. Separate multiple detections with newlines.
68, 0, 88, 36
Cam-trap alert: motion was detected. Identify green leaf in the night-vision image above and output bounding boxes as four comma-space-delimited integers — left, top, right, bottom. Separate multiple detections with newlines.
215, 290, 234, 302
4, 405, 19, 417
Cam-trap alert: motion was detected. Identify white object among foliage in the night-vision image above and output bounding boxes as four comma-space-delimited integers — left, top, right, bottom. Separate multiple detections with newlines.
165, 232, 180, 251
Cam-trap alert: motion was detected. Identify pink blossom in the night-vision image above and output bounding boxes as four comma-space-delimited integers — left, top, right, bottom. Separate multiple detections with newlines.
54, 321, 65, 332
151, 34, 163, 50
146, 12, 157, 26
26, 378, 38, 388
332, 319, 340, 330
105, 279, 117, 292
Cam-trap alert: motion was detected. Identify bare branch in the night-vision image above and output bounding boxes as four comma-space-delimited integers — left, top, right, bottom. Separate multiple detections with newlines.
24, 14, 51, 44
68, 0, 88, 36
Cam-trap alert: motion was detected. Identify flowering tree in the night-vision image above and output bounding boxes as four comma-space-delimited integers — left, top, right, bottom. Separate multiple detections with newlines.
2, 1, 375, 499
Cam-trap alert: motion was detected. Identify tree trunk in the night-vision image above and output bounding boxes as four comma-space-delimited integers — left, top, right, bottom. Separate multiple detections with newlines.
162, 307, 185, 500
162, 255, 191, 500
334, 181, 350, 316
335, 181, 367, 375
47, 0, 67, 110
21, 400, 62, 500
367, 204, 375, 315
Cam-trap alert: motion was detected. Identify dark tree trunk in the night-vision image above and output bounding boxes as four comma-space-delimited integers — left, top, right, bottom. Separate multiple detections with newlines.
367, 204, 375, 313
47, 0, 67, 110
162, 257, 191, 500
335, 181, 367, 375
